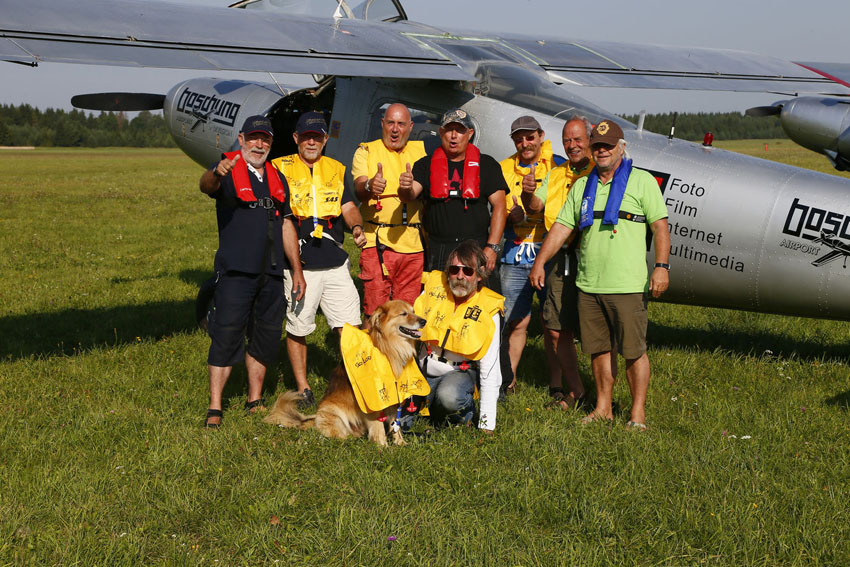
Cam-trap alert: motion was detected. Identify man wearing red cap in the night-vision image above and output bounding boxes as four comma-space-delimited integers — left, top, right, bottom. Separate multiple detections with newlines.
271, 111, 366, 409
530, 119, 670, 429
199, 115, 306, 428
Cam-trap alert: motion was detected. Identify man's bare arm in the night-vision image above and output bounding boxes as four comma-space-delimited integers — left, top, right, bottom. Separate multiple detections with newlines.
648, 217, 670, 298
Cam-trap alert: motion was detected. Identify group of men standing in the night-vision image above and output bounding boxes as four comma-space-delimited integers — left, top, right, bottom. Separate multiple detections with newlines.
199, 102, 670, 433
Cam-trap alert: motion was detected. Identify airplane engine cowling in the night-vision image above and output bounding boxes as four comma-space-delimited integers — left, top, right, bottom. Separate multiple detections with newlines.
778, 97, 850, 171
163, 78, 287, 167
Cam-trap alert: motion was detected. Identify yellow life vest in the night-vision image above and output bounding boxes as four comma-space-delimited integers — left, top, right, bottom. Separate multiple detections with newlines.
340, 324, 430, 413
358, 139, 426, 253
500, 139, 557, 244
271, 154, 345, 221
543, 159, 594, 231
414, 271, 505, 361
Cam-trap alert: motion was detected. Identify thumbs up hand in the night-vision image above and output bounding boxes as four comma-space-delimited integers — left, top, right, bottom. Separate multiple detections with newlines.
215, 153, 240, 178
370, 162, 387, 197
521, 163, 537, 194
508, 194, 525, 223
398, 162, 413, 192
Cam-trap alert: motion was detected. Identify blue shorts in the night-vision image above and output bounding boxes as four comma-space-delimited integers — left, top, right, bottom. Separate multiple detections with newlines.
499, 263, 545, 323
207, 271, 285, 367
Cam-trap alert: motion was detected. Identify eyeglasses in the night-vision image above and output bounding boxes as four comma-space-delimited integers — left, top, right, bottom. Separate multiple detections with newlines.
512, 133, 539, 143
448, 265, 475, 277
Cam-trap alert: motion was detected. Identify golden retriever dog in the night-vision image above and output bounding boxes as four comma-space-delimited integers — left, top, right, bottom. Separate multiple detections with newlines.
264, 300, 426, 446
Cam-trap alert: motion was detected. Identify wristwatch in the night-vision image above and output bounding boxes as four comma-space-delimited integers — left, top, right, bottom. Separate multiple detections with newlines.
486, 243, 500, 254
654, 262, 671, 270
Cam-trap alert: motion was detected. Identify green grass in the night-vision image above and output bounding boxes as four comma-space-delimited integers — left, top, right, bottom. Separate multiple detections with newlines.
1, 145, 849, 566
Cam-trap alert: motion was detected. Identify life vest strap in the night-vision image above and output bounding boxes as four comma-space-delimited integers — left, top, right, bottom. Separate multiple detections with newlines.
591, 210, 646, 223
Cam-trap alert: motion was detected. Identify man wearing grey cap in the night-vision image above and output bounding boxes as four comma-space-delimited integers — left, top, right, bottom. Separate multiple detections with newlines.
199, 115, 306, 428
530, 119, 670, 430
498, 115, 565, 391
398, 108, 508, 274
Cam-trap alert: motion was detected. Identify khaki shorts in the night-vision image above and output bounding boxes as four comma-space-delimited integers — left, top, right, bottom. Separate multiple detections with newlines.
541, 249, 579, 333
283, 260, 362, 336
577, 290, 647, 359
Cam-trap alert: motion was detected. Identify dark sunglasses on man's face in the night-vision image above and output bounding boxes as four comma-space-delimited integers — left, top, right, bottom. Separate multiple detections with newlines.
448, 265, 475, 277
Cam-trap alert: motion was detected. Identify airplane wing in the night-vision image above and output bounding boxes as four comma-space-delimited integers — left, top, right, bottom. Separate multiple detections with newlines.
0, 0, 473, 81
2, 0, 849, 96
811, 250, 848, 267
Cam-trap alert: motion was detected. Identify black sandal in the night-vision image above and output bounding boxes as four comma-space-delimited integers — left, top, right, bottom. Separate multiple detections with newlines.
244, 398, 265, 413
204, 408, 223, 429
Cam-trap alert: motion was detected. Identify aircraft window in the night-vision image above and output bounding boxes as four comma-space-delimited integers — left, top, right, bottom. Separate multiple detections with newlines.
369, 103, 444, 154
234, 0, 405, 21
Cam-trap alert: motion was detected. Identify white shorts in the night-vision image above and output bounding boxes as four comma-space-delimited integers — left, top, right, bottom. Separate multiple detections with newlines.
283, 260, 362, 336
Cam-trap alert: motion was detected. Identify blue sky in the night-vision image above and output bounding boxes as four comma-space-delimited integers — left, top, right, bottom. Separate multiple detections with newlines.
2, 0, 848, 114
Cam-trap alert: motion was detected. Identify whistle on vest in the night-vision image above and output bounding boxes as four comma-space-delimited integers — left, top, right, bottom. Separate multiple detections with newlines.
375, 197, 383, 211
312, 224, 323, 239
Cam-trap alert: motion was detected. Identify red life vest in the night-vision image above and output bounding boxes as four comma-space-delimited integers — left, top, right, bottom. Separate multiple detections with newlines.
429, 143, 481, 200
223, 150, 286, 204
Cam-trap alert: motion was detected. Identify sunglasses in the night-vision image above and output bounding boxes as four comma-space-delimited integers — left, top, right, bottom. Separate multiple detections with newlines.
448, 265, 475, 277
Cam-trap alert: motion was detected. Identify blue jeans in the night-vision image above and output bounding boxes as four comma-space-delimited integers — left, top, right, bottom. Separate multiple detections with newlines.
401, 369, 477, 430
500, 262, 545, 323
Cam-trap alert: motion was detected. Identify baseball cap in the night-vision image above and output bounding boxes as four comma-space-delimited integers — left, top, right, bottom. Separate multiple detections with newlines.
295, 111, 328, 135
440, 108, 474, 129
589, 120, 625, 147
241, 115, 274, 137
510, 116, 541, 135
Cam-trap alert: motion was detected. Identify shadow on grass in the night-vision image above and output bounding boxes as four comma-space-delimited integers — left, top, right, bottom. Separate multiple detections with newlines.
648, 321, 850, 363
0, 300, 197, 360
825, 390, 850, 411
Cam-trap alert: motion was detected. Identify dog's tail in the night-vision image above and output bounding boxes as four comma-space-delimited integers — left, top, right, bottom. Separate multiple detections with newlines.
263, 391, 317, 429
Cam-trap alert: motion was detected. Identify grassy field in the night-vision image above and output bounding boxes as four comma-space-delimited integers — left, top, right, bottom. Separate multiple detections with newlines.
1, 143, 848, 566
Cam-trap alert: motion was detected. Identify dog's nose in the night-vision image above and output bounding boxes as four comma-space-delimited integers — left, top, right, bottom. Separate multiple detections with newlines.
418, 317, 426, 326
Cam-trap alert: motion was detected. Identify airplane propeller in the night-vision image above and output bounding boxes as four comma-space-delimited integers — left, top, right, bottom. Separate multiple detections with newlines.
745, 103, 784, 117
71, 92, 166, 112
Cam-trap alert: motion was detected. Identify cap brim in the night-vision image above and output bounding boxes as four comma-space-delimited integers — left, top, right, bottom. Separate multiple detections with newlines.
244, 129, 273, 136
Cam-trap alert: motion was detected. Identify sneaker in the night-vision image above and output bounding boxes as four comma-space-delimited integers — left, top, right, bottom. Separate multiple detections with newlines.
297, 388, 315, 410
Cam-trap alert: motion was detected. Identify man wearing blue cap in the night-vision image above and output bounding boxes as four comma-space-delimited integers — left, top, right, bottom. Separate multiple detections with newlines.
271, 111, 366, 408
199, 115, 306, 428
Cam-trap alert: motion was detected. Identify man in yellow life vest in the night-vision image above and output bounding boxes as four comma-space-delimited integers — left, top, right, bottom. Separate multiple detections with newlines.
271, 111, 367, 409
521, 116, 594, 410
351, 103, 426, 321
498, 116, 566, 392
411, 240, 505, 432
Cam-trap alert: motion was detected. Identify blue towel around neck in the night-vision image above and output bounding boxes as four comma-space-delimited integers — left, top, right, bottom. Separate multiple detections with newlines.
579, 158, 633, 231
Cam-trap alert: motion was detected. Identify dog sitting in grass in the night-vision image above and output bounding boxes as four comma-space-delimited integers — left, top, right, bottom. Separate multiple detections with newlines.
264, 300, 428, 446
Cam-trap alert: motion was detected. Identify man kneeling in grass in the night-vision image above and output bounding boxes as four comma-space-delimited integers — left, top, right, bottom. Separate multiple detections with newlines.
406, 240, 505, 433
198, 115, 305, 428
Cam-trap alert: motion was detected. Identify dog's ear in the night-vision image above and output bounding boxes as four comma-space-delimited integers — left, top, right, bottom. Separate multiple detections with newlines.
369, 305, 386, 331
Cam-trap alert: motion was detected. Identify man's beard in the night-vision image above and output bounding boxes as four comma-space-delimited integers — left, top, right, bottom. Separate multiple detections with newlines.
241, 147, 269, 169
449, 276, 476, 299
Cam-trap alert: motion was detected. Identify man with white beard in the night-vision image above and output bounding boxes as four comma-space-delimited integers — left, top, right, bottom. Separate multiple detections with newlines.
410, 240, 505, 433
271, 111, 367, 410
199, 115, 305, 428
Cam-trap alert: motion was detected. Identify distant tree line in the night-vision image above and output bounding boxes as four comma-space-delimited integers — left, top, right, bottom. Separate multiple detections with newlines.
0, 104, 175, 147
0, 103, 787, 147
619, 111, 786, 142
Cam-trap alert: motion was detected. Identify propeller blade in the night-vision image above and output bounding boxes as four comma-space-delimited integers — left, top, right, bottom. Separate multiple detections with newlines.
745, 104, 783, 117
71, 92, 165, 111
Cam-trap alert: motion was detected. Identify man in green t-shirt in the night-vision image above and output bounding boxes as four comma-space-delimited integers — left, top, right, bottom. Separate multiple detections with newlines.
530, 119, 670, 430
